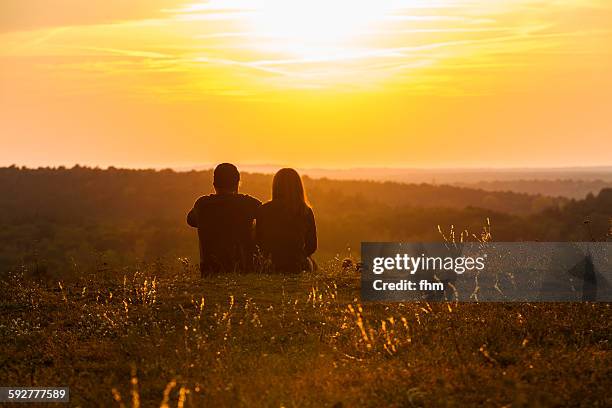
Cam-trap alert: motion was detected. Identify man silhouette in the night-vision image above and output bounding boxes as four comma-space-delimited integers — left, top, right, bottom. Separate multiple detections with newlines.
187, 163, 261, 276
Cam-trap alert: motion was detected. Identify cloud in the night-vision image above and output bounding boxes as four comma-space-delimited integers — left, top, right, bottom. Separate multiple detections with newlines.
2, 0, 611, 97
0, 0, 188, 33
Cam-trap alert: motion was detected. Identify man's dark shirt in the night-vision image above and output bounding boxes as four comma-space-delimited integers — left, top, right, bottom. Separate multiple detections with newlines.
256, 201, 317, 273
187, 193, 261, 274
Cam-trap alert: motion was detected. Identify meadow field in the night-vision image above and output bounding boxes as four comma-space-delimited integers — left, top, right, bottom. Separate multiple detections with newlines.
1, 167, 611, 406
1, 258, 611, 407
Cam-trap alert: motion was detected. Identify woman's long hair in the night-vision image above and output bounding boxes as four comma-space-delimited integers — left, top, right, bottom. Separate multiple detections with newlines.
272, 168, 309, 215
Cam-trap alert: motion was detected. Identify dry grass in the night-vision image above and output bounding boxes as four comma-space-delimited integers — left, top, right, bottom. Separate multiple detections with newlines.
1, 259, 611, 407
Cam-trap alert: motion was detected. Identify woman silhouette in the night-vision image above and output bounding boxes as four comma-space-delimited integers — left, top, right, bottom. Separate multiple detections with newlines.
256, 168, 317, 273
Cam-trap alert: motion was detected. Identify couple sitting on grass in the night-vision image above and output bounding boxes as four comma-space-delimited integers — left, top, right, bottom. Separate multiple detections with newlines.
187, 163, 317, 276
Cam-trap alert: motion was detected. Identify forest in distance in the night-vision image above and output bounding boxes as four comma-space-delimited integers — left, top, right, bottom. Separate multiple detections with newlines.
1, 165, 611, 281
232, 165, 612, 198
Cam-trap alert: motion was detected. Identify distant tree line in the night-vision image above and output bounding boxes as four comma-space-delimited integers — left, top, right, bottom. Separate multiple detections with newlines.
0, 166, 610, 279
455, 179, 612, 199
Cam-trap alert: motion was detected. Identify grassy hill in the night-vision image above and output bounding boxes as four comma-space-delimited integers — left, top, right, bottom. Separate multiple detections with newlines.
1, 166, 611, 407
2, 264, 610, 407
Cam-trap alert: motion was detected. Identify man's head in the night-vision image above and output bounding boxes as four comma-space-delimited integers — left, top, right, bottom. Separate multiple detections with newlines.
213, 163, 240, 193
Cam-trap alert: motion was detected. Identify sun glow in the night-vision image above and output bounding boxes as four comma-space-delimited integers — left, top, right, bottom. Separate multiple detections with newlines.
240, 0, 397, 59
168, 0, 427, 86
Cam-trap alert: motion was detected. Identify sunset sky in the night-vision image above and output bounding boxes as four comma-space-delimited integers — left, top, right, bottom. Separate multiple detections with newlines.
1, 0, 611, 169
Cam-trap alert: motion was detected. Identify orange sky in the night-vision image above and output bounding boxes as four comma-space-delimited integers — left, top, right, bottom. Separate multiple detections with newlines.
1, 0, 611, 169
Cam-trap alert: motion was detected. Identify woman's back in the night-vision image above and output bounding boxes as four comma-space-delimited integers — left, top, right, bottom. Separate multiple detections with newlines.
256, 200, 317, 273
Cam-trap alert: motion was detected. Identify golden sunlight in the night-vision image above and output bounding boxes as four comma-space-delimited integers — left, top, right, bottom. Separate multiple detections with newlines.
2, 0, 612, 167
170, 0, 421, 87
240, 0, 397, 58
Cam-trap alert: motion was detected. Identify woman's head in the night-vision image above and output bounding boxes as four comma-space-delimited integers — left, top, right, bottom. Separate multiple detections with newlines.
272, 168, 309, 214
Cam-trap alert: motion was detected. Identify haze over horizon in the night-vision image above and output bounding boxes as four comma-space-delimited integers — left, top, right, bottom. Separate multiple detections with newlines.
4, 162, 612, 171
2, 0, 611, 168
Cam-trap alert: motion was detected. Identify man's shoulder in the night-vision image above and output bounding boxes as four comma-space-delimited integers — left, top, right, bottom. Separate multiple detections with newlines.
195, 193, 261, 212
257, 200, 274, 213
194, 194, 216, 206
237, 194, 262, 207
259, 200, 273, 208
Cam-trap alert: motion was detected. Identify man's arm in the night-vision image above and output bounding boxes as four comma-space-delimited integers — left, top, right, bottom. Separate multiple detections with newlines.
254, 206, 265, 250
187, 201, 199, 227
248, 196, 263, 244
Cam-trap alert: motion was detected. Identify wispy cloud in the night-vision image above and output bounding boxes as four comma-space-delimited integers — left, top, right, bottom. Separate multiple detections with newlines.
1, 0, 611, 98
0, 0, 181, 33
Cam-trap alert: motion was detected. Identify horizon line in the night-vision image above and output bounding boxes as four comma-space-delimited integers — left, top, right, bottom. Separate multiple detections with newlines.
3, 163, 612, 173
